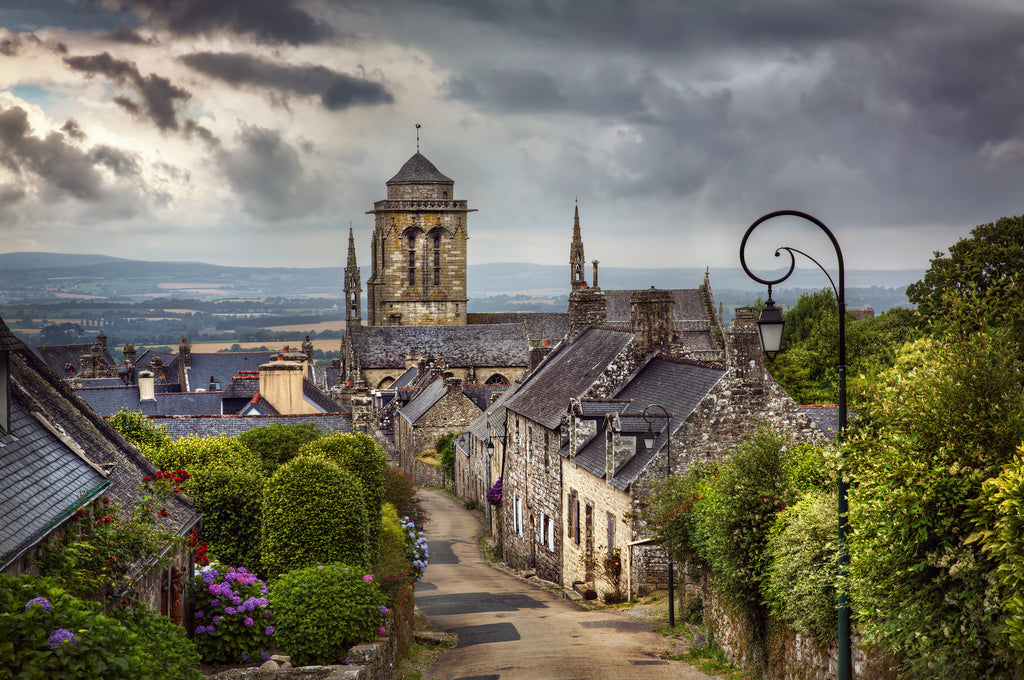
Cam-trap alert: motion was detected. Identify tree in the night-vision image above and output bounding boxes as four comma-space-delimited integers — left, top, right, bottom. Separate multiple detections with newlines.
435, 432, 460, 483
846, 308, 1024, 677
906, 214, 1024, 324
36, 322, 89, 345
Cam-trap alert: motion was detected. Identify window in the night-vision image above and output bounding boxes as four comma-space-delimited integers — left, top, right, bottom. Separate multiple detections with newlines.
407, 234, 416, 285
431, 233, 441, 286
513, 493, 524, 537
539, 513, 554, 552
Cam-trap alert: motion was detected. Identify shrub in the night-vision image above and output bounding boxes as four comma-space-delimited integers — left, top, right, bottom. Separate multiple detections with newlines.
763, 491, 838, 646
149, 435, 261, 479
401, 514, 430, 581
299, 433, 387, 552
374, 504, 415, 605
270, 564, 387, 667
187, 464, 264, 571
435, 431, 459, 481
970, 444, 1024, 652
108, 408, 172, 454
699, 426, 794, 615
383, 465, 426, 530
236, 423, 322, 476
189, 564, 274, 665
260, 456, 369, 577
37, 476, 186, 603
0, 574, 201, 680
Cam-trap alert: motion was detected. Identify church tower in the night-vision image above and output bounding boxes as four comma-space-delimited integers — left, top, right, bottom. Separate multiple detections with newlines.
570, 202, 586, 290
365, 152, 475, 326
344, 227, 362, 334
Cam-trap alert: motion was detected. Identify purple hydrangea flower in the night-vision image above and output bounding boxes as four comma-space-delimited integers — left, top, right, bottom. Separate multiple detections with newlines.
48, 629, 75, 650
265, 625, 275, 636
231, 596, 241, 605
212, 615, 221, 623
25, 597, 51, 613
196, 611, 204, 618
210, 598, 221, 607
195, 625, 204, 635
206, 625, 216, 634
380, 605, 389, 615
261, 652, 269, 661
379, 626, 387, 635
362, 575, 373, 582
244, 617, 254, 628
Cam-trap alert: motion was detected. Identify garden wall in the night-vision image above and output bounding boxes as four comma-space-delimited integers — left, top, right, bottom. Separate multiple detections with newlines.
698, 572, 898, 680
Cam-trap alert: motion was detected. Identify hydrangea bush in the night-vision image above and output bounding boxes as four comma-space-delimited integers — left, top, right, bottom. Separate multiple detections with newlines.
402, 516, 429, 580
486, 477, 503, 507
270, 563, 387, 667
0, 574, 201, 680
189, 564, 274, 665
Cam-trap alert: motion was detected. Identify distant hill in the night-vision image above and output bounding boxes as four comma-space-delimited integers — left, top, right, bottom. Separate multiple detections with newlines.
0, 252, 922, 310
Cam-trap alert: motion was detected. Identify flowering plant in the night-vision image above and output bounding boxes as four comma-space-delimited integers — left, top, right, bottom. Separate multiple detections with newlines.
402, 517, 430, 580
188, 563, 273, 665
486, 477, 503, 507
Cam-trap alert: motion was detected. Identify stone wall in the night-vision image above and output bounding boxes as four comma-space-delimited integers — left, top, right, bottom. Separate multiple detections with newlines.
701, 573, 899, 680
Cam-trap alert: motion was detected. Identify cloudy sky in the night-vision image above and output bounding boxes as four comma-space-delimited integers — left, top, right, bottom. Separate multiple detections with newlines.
1, 0, 1023, 276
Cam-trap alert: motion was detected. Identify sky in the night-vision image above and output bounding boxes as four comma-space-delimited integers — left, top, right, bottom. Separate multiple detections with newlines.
1, 0, 1023, 276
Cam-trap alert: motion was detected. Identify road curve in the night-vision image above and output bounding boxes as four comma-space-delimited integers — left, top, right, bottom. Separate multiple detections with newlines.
414, 488, 718, 680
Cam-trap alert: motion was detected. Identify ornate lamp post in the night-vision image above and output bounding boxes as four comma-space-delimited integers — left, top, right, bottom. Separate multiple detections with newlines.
642, 403, 674, 628
739, 210, 850, 680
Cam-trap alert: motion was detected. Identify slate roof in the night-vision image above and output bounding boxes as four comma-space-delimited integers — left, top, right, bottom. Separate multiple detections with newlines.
387, 152, 454, 184
399, 378, 449, 425
0, 321, 199, 570
467, 312, 570, 344
302, 380, 342, 413
75, 386, 225, 417
467, 380, 520, 442
800, 405, 846, 440
1, 388, 110, 570
241, 395, 279, 416
462, 384, 506, 411
35, 342, 116, 376
572, 356, 725, 490
603, 289, 709, 323
223, 375, 259, 399
391, 366, 418, 389
504, 327, 633, 430
154, 413, 352, 440
349, 324, 529, 369
170, 351, 279, 392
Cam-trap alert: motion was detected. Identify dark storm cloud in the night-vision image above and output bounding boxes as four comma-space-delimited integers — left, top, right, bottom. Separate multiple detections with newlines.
61, 119, 86, 141
0, 105, 109, 200
65, 52, 190, 131
180, 51, 393, 110
101, 0, 334, 45
0, 36, 23, 56
105, 24, 158, 45
215, 123, 325, 220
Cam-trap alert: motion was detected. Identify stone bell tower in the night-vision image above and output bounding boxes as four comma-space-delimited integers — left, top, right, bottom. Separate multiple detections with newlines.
365, 151, 475, 326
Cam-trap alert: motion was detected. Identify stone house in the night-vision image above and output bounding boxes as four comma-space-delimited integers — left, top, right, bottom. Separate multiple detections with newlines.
0, 316, 201, 621
393, 372, 502, 473
561, 311, 826, 599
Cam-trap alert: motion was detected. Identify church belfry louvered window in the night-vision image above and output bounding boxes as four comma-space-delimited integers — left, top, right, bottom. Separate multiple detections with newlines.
432, 233, 441, 286
407, 234, 416, 285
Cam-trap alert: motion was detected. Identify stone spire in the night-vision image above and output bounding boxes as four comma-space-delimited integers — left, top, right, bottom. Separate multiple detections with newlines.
570, 202, 586, 290
344, 227, 362, 330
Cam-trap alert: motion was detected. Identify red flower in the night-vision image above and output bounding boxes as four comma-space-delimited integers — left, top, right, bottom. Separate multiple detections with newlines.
75, 508, 85, 516
142, 476, 152, 483
158, 508, 168, 517
102, 496, 110, 504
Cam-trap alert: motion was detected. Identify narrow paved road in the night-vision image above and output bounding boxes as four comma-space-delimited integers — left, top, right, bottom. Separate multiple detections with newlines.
414, 489, 718, 680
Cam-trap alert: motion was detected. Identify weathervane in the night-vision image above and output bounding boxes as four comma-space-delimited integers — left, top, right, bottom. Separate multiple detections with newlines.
415, 123, 421, 152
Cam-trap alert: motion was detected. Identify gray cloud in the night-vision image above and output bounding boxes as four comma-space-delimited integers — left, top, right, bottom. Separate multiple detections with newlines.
64, 52, 191, 131
180, 51, 393, 110
105, 24, 158, 45
100, 0, 334, 45
215, 124, 325, 221
61, 119, 86, 141
0, 35, 22, 56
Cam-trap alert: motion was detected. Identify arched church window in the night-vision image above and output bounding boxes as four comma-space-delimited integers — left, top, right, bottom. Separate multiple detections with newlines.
433, 233, 441, 286
407, 234, 416, 285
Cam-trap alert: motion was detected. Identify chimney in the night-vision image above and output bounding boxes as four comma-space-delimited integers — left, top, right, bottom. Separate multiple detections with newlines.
303, 335, 314, 364
629, 287, 677, 354
259, 359, 318, 414
209, 375, 219, 391
96, 333, 107, 351
444, 373, 463, 395
179, 338, 191, 368
138, 370, 156, 401
726, 307, 765, 385
592, 260, 600, 289
122, 344, 136, 367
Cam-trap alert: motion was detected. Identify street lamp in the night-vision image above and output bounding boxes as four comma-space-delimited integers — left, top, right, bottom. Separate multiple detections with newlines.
642, 403, 674, 628
739, 210, 850, 680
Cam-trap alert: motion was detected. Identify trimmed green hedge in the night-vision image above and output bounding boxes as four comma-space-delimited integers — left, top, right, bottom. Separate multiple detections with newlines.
187, 464, 264, 572
270, 563, 387, 667
236, 423, 322, 476
260, 455, 369, 577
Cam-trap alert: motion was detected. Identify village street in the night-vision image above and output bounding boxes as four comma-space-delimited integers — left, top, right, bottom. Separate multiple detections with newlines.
414, 489, 718, 680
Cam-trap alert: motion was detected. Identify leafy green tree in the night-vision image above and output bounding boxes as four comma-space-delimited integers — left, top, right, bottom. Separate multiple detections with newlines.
847, 310, 1024, 678
906, 214, 1024, 322
108, 408, 172, 455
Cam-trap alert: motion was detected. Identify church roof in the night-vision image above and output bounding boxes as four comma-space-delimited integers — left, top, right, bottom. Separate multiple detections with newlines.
387, 152, 453, 184
349, 324, 529, 370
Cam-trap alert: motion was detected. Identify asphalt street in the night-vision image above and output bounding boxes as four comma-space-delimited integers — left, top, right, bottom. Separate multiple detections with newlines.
414, 488, 718, 680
